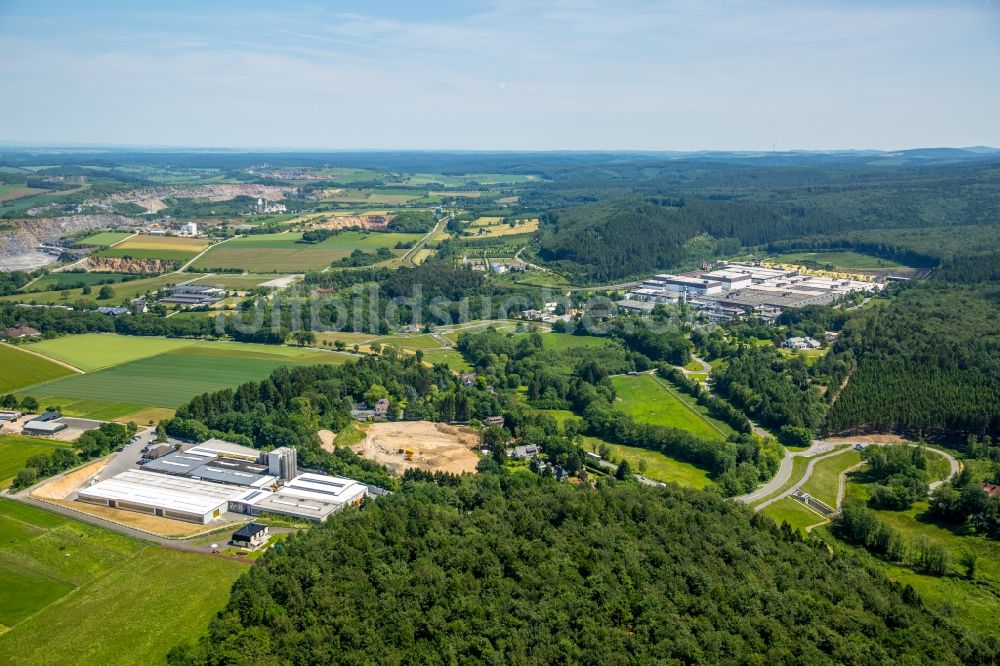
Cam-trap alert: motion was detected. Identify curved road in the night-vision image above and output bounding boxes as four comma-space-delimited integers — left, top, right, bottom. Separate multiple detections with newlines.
739, 440, 961, 512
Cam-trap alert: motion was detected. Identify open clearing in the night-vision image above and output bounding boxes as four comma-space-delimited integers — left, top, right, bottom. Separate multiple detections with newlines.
799, 450, 862, 507
0, 343, 76, 392
763, 497, 826, 533
773, 250, 910, 270
114, 235, 210, 252
0, 435, 72, 489
75, 231, 133, 246
353, 420, 480, 476
611, 374, 730, 441
23, 272, 133, 291
187, 273, 275, 290
605, 442, 714, 490
0, 499, 244, 664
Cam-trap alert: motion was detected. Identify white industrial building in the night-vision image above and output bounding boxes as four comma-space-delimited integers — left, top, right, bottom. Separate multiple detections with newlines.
76, 439, 367, 524
228, 473, 367, 522
77, 469, 246, 524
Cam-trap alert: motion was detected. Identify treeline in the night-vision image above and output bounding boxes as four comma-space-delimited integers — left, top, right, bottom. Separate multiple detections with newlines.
658, 365, 753, 435
711, 345, 828, 445
385, 209, 436, 233
826, 284, 1000, 442
165, 355, 510, 489
169, 474, 997, 664
833, 502, 949, 576
11, 422, 136, 490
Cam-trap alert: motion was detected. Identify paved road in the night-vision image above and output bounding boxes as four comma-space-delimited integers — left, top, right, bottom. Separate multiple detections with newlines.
401, 216, 448, 267
739, 439, 961, 512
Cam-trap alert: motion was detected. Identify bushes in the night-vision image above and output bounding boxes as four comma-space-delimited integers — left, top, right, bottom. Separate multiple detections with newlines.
10, 422, 135, 490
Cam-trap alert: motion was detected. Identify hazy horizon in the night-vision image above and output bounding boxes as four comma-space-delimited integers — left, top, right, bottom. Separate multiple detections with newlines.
1, 0, 997, 150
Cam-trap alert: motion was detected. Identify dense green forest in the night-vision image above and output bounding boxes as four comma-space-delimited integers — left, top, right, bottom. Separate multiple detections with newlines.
169, 473, 996, 665
825, 284, 1000, 442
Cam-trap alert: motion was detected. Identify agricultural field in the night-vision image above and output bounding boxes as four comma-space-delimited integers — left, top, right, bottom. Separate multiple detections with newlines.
0, 343, 76, 392
610, 374, 732, 441
190, 230, 423, 272
28, 333, 195, 371
186, 273, 274, 290
772, 250, 910, 270
0, 274, 201, 305
19, 341, 350, 412
467, 216, 540, 238
0, 184, 47, 202
0, 436, 73, 489
420, 348, 472, 372
605, 442, 714, 490
0, 500, 245, 664
75, 231, 133, 246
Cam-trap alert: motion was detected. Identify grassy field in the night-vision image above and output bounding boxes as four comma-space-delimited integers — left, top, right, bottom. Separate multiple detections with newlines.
606, 442, 714, 490
191, 231, 423, 272
467, 217, 540, 238
773, 250, 909, 270
114, 235, 210, 252
20, 343, 349, 410
371, 334, 446, 350
0, 344, 76, 392
799, 450, 862, 508
610, 374, 732, 442
75, 231, 133, 246
0, 184, 47, 202
93, 247, 199, 262
763, 496, 827, 533
0, 274, 201, 305
0, 436, 72, 489
29, 334, 195, 371
23, 272, 133, 292
0, 500, 245, 664
421, 348, 472, 372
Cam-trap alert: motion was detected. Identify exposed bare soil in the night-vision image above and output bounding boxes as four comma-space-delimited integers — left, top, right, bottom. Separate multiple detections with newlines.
353, 421, 480, 476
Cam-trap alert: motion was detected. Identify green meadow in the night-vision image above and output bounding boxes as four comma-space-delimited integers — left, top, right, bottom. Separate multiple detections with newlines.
610, 374, 730, 441
0, 436, 73, 489
75, 231, 133, 246
0, 500, 245, 664
0, 344, 75, 392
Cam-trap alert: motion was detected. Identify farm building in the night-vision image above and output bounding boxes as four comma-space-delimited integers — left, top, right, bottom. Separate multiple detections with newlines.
77, 469, 247, 524
34, 410, 62, 422
0, 411, 21, 422
1, 324, 41, 339
232, 522, 269, 548
159, 284, 224, 306
23, 420, 68, 436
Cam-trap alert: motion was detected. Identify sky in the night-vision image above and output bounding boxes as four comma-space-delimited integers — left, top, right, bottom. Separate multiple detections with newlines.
0, 0, 997, 151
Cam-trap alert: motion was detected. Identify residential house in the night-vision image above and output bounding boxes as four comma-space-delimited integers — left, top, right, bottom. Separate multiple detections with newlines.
1, 324, 41, 339
231, 523, 270, 548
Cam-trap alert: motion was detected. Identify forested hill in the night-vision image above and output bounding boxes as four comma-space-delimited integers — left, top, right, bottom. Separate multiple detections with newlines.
169, 475, 993, 665
531, 161, 1000, 282
825, 283, 1000, 441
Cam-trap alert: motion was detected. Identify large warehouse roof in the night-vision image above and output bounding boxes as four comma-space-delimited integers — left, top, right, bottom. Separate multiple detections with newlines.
78, 470, 246, 516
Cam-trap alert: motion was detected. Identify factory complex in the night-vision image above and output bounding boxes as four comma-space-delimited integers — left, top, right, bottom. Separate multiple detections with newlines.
77, 439, 367, 524
621, 262, 884, 322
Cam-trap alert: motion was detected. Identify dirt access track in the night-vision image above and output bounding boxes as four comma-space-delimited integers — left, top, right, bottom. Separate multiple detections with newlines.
353, 421, 480, 476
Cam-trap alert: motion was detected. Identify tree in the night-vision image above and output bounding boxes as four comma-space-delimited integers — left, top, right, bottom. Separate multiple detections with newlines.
0, 394, 17, 409
615, 459, 633, 481
293, 330, 316, 346
19, 396, 39, 412
81, 285, 92, 295
334, 339, 346, 351
959, 549, 978, 580
98, 285, 115, 300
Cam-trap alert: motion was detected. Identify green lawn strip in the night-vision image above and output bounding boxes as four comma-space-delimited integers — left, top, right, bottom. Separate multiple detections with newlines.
0, 344, 75, 392
772, 250, 909, 270
527, 409, 578, 426
24, 272, 132, 291
763, 497, 828, 534
799, 450, 862, 508
93, 247, 198, 261
421, 348, 472, 372
371, 334, 446, 350
652, 375, 738, 438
